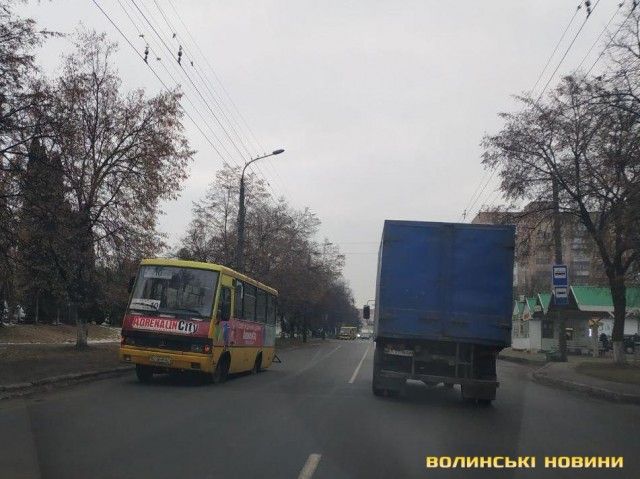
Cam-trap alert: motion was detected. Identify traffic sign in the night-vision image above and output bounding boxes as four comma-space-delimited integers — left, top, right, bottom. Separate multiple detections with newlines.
552, 264, 568, 287
554, 286, 568, 305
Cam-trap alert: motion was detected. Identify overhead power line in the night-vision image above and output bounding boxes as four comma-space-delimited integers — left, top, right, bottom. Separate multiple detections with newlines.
585, 1, 638, 76
465, 168, 499, 222
163, 0, 291, 198
107, 0, 286, 215
574, 1, 625, 73
92, 0, 238, 167
126, 0, 283, 201
536, 0, 602, 103
115, 0, 241, 169
462, 3, 597, 222
530, 3, 583, 95
151, 0, 254, 161
149, 0, 289, 199
460, 167, 493, 221
129, 0, 247, 163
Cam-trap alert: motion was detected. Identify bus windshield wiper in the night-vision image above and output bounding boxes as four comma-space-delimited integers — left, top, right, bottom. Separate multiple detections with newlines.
172, 308, 205, 318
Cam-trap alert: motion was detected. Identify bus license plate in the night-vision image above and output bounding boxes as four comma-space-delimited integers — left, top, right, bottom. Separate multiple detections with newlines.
149, 355, 171, 365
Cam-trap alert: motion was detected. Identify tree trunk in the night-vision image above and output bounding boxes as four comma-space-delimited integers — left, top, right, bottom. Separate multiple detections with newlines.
36, 291, 40, 324
71, 303, 88, 349
302, 316, 307, 343
609, 274, 626, 364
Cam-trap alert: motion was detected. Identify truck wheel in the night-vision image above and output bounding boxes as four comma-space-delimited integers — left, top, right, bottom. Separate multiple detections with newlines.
477, 399, 492, 407
212, 356, 229, 384
135, 364, 153, 383
372, 384, 385, 396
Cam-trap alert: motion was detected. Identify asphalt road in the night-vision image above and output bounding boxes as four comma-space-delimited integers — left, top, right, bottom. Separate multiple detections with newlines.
1, 340, 639, 479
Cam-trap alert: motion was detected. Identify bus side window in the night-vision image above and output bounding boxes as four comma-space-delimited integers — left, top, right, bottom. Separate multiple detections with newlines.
235, 281, 244, 319
266, 295, 276, 325
244, 283, 256, 321
219, 286, 231, 321
256, 289, 266, 323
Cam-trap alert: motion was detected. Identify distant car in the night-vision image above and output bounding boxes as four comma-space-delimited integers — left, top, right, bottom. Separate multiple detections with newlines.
358, 331, 372, 340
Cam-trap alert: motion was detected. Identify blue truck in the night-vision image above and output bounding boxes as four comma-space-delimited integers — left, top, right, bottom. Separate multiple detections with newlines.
370, 220, 515, 404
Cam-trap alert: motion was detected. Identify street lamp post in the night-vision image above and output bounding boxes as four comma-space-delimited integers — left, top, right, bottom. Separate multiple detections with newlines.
235, 149, 284, 271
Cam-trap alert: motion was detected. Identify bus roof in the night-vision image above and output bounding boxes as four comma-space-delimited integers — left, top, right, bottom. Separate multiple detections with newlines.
140, 258, 278, 296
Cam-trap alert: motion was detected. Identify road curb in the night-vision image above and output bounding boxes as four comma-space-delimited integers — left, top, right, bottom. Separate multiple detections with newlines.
531, 367, 640, 405
498, 355, 547, 366
0, 366, 134, 400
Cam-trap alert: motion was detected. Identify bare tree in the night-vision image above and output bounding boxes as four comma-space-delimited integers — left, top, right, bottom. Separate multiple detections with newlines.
483, 72, 640, 363
34, 30, 193, 346
0, 0, 55, 324
180, 164, 357, 339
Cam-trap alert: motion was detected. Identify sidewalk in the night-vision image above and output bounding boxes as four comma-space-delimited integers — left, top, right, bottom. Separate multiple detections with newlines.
1, 336, 322, 400
532, 361, 640, 404
0, 323, 121, 344
0, 343, 132, 398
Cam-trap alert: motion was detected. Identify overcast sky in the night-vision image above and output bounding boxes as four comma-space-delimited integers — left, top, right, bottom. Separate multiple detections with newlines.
19, 0, 624, 306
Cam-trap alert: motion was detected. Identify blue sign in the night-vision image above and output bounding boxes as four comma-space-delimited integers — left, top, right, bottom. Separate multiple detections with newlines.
552, 264, 568, 287
552, 264, 569, 305
554, 286, 569, 305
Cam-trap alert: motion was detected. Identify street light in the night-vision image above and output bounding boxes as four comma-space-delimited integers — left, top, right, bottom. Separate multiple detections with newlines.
235, 149, 285, 271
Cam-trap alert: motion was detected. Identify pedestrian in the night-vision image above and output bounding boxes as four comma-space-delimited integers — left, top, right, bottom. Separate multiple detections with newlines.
599, 332, 609, 352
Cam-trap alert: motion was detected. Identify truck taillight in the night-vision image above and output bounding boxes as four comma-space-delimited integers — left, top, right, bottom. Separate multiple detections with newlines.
204, 344, 211, 353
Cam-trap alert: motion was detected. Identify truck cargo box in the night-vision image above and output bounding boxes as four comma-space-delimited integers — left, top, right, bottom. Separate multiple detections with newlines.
374, 220, 515, 347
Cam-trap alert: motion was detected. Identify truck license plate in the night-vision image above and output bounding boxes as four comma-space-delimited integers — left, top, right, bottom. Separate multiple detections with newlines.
149, 355, 171, 365
385, 348, 413, 357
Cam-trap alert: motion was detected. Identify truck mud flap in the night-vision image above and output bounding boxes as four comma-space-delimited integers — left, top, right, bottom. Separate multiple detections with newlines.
375, 370, 407, 390
461, 382, 497, 401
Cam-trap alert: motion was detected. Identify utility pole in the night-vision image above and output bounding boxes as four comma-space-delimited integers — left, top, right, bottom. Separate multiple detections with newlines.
234, 149, 284, 272
552, 178, 567, 362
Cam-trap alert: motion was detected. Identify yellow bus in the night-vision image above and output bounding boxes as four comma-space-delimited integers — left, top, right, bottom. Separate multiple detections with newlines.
120, 258, 278, 383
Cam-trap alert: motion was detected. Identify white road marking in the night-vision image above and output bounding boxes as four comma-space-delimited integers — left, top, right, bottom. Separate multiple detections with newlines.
348, 343, 371, 384
297, 453, 322, 479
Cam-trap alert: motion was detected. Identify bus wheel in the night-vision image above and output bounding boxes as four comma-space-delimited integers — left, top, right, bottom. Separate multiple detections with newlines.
212, 356, 229, 384
251, 354, 262, 374
136, 364, 153, 383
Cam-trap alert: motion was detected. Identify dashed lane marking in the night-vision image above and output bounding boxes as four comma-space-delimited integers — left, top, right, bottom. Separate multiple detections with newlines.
348, 343, 371, 384
297, 453, 322, 479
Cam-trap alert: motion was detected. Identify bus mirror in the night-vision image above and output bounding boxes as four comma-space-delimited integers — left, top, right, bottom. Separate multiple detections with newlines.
127, 276, 135, 294
363, 305, 370, 320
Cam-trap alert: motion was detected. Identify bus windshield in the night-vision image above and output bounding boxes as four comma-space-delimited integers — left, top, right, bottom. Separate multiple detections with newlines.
128, 265, 219, 319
